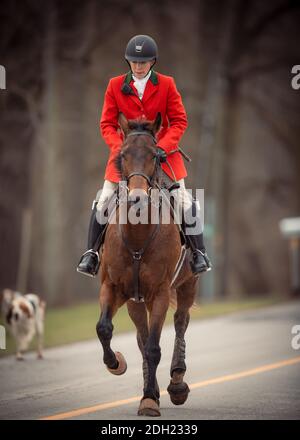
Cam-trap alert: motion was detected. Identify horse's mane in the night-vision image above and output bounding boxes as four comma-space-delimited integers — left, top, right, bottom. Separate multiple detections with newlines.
114, 119, 155, 177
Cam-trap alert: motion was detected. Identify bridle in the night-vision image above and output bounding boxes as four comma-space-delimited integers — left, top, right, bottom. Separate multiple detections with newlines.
123, 130, 160, 189
127, 130, 157, 145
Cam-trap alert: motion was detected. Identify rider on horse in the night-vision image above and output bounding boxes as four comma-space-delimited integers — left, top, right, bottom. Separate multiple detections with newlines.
77, 35, 211, 277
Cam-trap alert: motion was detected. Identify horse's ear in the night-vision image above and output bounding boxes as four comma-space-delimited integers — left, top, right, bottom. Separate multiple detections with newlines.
119, 112, 129, 135
153, 112, 162, 134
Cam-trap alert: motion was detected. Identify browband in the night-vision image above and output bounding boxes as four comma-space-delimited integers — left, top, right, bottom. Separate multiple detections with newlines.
127, 131, 157, 144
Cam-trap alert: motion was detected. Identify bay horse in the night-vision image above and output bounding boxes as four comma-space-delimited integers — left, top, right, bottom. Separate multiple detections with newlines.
96, 113, 199, 417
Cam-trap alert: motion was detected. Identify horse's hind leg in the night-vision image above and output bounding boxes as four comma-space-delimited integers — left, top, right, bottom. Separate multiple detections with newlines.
96, 282, 127, 375
167, 277, 197, 405
127, 301, 160, 404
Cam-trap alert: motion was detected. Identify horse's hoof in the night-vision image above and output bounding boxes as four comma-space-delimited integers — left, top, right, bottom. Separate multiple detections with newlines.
167, 381, 190, 405
138, 398, 161, 417
107, 351, 127, 375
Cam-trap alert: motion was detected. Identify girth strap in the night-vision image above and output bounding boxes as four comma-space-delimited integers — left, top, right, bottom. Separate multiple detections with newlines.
132, 252, 142, 303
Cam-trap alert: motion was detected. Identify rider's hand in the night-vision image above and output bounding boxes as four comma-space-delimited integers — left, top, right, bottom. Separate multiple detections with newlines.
156, 146, 167, 163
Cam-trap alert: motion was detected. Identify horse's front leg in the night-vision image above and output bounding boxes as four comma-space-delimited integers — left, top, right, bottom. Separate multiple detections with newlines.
127, 301, 160, 404
96, 281, 127, 375
138, 291, 169, 417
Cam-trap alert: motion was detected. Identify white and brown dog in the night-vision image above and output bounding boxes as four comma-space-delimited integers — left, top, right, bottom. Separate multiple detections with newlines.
1, 289, 46, 360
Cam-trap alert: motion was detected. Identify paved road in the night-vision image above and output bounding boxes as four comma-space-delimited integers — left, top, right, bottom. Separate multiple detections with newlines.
0, 301, 300, 420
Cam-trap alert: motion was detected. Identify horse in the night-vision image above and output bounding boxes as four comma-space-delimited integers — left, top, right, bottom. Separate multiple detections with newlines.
96, 112, 199, 417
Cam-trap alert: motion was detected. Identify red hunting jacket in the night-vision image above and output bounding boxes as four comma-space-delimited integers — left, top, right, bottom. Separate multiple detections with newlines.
100, 71, 188, 183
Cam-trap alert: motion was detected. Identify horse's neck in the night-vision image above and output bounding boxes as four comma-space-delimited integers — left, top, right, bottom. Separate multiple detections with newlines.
117, 199, 161, 250
121, 222, 156, 249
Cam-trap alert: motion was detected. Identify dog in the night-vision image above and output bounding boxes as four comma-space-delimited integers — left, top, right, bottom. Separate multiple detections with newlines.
0, 289, 46, 360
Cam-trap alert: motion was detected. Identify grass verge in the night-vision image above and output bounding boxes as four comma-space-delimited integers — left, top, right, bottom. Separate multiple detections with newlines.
0, 295, 284, 357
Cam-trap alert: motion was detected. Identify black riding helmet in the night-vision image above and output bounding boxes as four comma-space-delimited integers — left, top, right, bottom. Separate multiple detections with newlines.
125, 35, 158, 63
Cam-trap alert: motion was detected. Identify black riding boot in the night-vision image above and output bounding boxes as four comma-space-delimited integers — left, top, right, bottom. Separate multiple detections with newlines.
187, 233, 212, 274
77, 201, 106, 277
182, 199, 212, 274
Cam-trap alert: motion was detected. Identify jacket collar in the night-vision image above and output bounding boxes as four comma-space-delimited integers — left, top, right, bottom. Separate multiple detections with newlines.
124, 70, 159, 86
122, 70, 159, 105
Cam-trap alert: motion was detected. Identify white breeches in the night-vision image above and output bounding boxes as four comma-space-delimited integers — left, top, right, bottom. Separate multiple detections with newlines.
96, 179, 195, 211
95, 179, 203, 234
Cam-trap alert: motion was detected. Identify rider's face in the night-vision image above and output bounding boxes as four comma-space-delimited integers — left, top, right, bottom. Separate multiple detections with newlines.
129, 61, 154, 79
